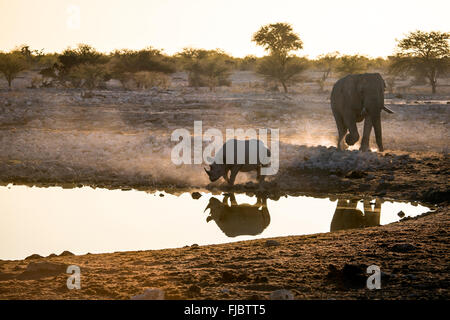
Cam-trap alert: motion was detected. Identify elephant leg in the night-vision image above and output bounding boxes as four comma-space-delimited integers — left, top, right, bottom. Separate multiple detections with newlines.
360, 117, 372, 151
332, 110, 347, 150
371, 112, 384, 152
344, 116, 360, 146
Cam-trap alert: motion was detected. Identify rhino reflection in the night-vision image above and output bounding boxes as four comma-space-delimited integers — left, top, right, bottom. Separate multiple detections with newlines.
330, 199, 381, 231
204, 193, 270, 237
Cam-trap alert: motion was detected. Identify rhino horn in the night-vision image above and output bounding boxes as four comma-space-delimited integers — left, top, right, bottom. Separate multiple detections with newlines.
204, 167, 211, 177
204, 203, 211, 212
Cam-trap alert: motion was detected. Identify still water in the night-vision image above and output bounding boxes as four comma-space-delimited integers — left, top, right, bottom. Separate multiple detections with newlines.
0, 185, 429, 260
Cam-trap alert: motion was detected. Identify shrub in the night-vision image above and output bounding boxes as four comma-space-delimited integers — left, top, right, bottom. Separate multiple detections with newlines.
0, 52, 28, 88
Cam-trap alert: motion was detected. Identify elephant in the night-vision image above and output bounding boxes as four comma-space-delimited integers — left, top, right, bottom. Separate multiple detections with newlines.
330, 198, 381, 231
204, 193, 270, 237
330, 73, 394, 152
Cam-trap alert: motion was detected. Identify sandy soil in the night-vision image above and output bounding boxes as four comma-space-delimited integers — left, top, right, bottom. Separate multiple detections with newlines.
0, 71, 448, 299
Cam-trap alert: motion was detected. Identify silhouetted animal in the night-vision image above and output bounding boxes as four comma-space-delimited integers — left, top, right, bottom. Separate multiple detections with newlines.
330, 198, 381, 231
331, 73, 394, 152
204, 139, 271, 186
204, 193, 270, 237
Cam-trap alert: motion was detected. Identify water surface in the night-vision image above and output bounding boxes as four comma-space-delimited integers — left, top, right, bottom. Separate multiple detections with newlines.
0, 185, 429, 260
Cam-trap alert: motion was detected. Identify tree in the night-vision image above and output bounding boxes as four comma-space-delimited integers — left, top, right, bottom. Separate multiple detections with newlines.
110, 47, 175, 89
252, 22, 304, 92
335, 55, 368, 76
177, 48, 231, 90
315, 52, 339, 92
392, 30, 449, 93
0, 52, 28, 88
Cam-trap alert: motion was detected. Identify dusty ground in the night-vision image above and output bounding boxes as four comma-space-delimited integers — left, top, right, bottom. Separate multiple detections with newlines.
0, 71, 448, 299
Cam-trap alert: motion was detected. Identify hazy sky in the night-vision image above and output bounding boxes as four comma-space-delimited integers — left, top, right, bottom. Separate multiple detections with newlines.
0, 0, 449, 58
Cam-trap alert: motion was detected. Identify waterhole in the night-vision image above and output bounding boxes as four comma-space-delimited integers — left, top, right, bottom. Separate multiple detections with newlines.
0, 185, 430, 260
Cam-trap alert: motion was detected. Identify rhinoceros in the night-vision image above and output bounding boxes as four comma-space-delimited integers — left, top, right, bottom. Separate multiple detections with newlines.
204, 139, 271, 186
204, 194, 270, 237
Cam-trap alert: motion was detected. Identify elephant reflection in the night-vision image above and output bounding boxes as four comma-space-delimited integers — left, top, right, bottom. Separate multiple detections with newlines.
330, 199, 381, 231
204, 193, 270, 237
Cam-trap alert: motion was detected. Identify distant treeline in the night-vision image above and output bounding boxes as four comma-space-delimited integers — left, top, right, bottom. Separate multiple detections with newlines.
0, 24, 448, 93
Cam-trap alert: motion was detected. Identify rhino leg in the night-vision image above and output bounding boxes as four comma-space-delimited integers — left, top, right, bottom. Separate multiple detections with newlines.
228, 165, 242, 186
257, 166, 265, 183
223, 168, 230, 184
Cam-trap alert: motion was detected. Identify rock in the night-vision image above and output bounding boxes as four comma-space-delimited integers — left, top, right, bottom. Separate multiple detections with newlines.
47, 253, 58, 258
269, 289, 294, 300
327, 263, 367, 289
346, 171, 367, 179
131, 288, 165, 300
265, 240, 280, 247
25, 261, 67, 273
358, 183, 371, 191
390, 243, 417, 252
191, 192, 202, 199
59, 250, 75, 257
190, 244, 199, 250
159, 193, 164, 197
24, 254, 43, 260
188, 285, 201, 296
397, 210, 405, 218
219, 271, 248, 283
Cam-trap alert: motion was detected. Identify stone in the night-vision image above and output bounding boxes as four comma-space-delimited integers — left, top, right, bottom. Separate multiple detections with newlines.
131, 288, 165, 300
269, 289, 294, 300
59, 250, 75, 257
397, 211, 405, 218
390, 243, 417, 253
188, 284, 201, 296
191, 192, 202, 199
265, 240, 280, 247
25, 261, 67, 273
24, 254, 43, 260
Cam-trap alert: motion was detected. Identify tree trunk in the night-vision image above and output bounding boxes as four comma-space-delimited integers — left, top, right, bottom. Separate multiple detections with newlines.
281, 81, 288, 93
431, 81, 436, 94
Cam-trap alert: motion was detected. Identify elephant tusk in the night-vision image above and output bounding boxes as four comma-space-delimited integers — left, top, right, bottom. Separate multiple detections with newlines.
383, 106, 394, 114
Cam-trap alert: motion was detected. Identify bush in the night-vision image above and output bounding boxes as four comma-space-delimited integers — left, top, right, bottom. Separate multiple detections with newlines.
110, 48, 175, 88
69, 63, 110, 89
0, 52, 28, 88
178, 49, 232, 90
335, 55, 369, 76
133, 71, 170, 90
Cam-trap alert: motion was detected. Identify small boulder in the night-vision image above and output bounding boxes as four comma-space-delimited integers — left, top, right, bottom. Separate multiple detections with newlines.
265, 240, 280, 247
59, 251, 75, 257
191, 192, 202, 199
25, 254, 43, 260
390, 243, 417, 253
269, 289, 294, 300
131, 288, 165, 300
